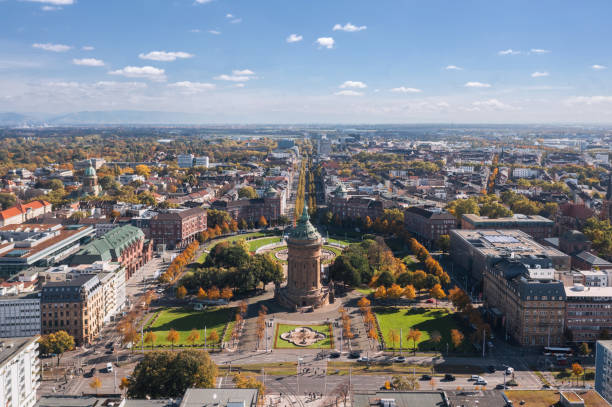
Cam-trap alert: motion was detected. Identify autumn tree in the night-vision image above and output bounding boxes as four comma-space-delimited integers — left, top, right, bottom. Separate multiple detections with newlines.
187, 329, 201, 347
176, 285, 187, 299
403, 285, 416, 301
207, 330, 220, 347
197, 287, 207, 300
167, 329, 180, 350
208, 286, 220, 301
144, 331, 157, 348
90, 376, 102, 395
388, 329, 400, 351
572, 362, 584, 386
38, 330, 75, 366
221, 286, 233, 301
257, 215, 268, 228
407, 329, 422, 355
429, 283, 446, 306
450, 329, 464, 350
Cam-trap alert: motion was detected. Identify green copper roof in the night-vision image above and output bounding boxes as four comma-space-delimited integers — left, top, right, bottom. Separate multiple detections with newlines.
289, 205, 321, 241
74, 225, 144, 261
84, 163, 96, 177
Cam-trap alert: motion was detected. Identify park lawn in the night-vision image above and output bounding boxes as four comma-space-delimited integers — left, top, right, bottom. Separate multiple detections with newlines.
505, 391, 608, 407
202, 232, 267, 253
145, 306, 234, 347
323, 245, 342, 256
248, 236, 282, 252
197, 252, 207, 263
275, 324, 333, 349
326, 237, 354, 246
375, 307, 469, 352
355, 287, 373, 296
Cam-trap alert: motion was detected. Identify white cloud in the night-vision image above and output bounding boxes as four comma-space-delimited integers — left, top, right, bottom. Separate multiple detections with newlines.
316, 37, 335, 49
391, 86, 422, 93
286, 34, 303, 43
190, 29, 201, 33
139, 51, 194, 62
530, 48, 550, 54
232, 69, 255, 76
169, 81, 215, 93
23, 0, 73, 4
445, 65, 462, 70
498, 49, 520, 55
471, 98, 517, 110
531, 71, 549, 78
233, 83, 246, 88
565, 96, 612, 105
41, 6, 61, 11
230, 18, 242, 24
208, 30, 221, 35
214, 74, 250, 82
195, 0, 213, 3
339, 81, 367, 89
465, 81, 491, 88
32, 43, 71, 52
82, 46, 94, 51
333, 22, 367, 32
226, 13, 234, 18
73, 58, 104, 67
109, 66, 166, 82
592, 64, 607, 70
334, 90, 363, 96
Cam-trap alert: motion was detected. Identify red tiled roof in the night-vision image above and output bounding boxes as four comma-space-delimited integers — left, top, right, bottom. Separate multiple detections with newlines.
0, 200, 51, 220
0, 207, 22, 220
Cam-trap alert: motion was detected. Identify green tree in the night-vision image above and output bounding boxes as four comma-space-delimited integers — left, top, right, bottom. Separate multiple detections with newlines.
127, 350, 217, 399
238, 186, 258, 199
447, 198, 480, 220
436, 235, 450, 253
0, 192, 17, 210
69, 211, 88, 222
583, 217, 612, 258
38, 330, 75, 366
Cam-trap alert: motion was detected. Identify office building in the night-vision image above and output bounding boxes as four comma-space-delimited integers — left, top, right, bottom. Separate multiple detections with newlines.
596, 340, 612, 404
450, 229, 571, 283
177, 154, 195, 168
210, 187, 285, 224
565, 285, 612, 343
193, 156, 209, 168
0, 282, 40, 338
404, 207, 456, 246
0, 336, 40, 407
461, 213, 555, 240
150, 207, 207, 249
0, 224, 94, 278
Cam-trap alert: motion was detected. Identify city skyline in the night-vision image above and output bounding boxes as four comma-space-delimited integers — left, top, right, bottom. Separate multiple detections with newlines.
2, 0, 612, 123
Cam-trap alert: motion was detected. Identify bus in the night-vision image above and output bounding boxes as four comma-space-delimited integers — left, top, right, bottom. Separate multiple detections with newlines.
543, 347, 573, 357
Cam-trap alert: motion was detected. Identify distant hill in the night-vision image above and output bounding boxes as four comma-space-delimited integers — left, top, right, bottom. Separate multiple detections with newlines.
0, 112, 39, 126
46, 110, 210, 125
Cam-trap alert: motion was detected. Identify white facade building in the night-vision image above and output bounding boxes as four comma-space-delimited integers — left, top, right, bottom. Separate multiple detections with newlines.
194, 156, 209, 168
0, 337, 40, 407
512, 167, 539, 179
177, 154, 195, 168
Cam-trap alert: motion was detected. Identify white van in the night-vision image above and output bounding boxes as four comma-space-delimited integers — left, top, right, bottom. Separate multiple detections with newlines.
106, 362, 113, 373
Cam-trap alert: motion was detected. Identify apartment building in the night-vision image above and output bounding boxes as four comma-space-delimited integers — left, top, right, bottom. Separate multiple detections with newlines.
40, 274, 104, 345
150, 207, 207, 249
0, 200, 52, 227
0, 336, 40, 407
483, 259, 566, 346
210, 186, 286, 224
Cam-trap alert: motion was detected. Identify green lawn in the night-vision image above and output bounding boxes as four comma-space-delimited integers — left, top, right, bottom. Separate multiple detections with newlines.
202, 232, 267, 252
326, 237, 353, 246
144, 306, 234, 347
274, 324, 333, 349
197, 252, 207, 263
248, 236, 282, 252
375, 307, 468, 352
355, 287, 373, 296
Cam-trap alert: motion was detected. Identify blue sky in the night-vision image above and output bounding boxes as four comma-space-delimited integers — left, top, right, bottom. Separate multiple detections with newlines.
2, 0, 612, 123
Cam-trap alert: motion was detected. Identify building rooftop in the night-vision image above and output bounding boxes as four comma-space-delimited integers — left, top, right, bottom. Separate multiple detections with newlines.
566, 284, 612, 298
504, 390, 610, 407
575, 251, 612, 267
353, 391, 448, 407
179, 388, 259, 407
72, 225, 144, 263
289, 205, 321, 241
462, 213, 554, 225
451, 229, 568, 260
0, 336, 38, 370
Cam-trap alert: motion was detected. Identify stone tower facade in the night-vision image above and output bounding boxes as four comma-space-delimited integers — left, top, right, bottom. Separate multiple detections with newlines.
82, 161, 102, 196
276, 205, 329, 309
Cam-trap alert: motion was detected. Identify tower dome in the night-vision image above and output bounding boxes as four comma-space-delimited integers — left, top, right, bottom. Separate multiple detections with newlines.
289, 205, 321, 241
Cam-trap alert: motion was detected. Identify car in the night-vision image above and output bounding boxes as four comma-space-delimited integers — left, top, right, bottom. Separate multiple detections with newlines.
470, 374, 480, 381
84, 367, 96, 378
106, 363, 113, 373
421, 374, 432, 381
392, 356, 406, 363
105, 348, 113, 355
425, 299, 434, 303
475, 379, 488, 385
444, 374, 455, 381
329, 351, 341, 359
495, 384, 509, 390
542, 384, 551, 389
357, 357, 371, 363
505, 367, 514, 375
487, 365, 496, 373
348, 351, 361, 359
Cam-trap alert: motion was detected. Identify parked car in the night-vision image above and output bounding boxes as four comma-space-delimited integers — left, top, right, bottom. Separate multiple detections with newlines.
444, 374, 455, 381
84, 367, 96, 378
357, 356, 371, 363
329, 351, 341, 359
425, 299, 434, 303
348, 351, 361, 359
106, 363, 113, 373
475, 378, 488, 385
470, 374, 480, 381
392, 356, 406, 363
421, 374, 432, 381
505, 367, 514, 375
496, 384, 509, 390
487, 365, 496, 373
